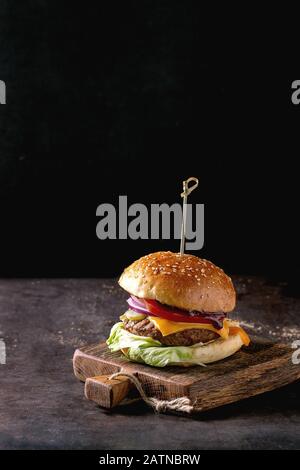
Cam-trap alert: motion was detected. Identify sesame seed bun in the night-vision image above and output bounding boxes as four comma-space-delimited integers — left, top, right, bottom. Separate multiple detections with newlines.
118, 251, 236, 313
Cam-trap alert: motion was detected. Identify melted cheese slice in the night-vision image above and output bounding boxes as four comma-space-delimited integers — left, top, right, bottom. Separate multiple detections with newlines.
228, 325, 250, 346
149, 316, 250, 346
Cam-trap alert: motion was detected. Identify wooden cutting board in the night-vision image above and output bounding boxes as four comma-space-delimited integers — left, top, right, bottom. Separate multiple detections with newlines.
73, 337, 300, 413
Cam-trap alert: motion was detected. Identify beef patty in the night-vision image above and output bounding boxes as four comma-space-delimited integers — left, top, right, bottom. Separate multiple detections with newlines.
123, 317, 218, 346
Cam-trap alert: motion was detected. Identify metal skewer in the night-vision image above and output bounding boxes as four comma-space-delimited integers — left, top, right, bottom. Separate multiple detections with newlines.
180, 177, 199, 255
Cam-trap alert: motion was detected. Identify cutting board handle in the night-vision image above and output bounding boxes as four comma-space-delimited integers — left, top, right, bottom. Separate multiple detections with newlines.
84, 373, 134, 408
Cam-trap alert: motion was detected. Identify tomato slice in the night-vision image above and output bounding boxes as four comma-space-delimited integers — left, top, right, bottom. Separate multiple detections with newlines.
127, 296, 226, 329
143, 299, 225, 328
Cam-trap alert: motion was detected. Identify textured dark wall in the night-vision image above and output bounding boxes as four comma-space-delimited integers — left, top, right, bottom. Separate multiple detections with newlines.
0, 2, 298, 279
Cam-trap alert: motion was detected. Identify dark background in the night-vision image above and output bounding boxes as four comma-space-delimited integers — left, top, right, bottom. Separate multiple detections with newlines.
0, 2, 299, 281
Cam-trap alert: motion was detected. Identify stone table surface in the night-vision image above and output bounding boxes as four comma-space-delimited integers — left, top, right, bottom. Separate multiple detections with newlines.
0, 277, 300, 450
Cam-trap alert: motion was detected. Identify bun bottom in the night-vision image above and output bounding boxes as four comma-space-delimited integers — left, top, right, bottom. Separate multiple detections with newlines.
120, 333, 244, 367
171, 333, 244, 367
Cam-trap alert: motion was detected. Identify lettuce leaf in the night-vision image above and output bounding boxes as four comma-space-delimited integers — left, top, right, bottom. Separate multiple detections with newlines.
106, 322, 206, 367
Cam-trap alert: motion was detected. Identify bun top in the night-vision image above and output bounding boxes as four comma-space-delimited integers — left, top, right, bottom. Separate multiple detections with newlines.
119, 251, 236, 313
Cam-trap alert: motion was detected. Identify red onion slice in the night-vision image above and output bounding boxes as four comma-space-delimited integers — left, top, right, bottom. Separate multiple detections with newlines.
127, 297, 150, 315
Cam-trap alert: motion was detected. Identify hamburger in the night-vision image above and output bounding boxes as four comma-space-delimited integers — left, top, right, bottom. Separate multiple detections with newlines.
107, 251, 250, 367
